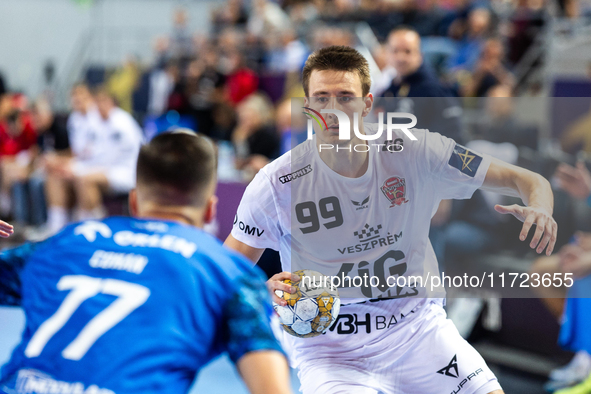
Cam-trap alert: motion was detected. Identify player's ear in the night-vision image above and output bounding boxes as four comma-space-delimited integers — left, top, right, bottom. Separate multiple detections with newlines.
362, 94, 374, 117
203, 195, 218, 225
129, 188, 138, 216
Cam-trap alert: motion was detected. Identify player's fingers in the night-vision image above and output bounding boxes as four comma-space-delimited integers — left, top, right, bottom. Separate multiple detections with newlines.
576, 161, 590, 175
0, 220, 13, 232
270, 271, 296, 282
268, 280, 295, 294
530, 216, 546, 249
520, 213, 536, 241
0, 230, 11, 238
546, 221, 558, 256
495, 204, 526, 221
556, 163, 579, 179
554, 172, 574, 186
271, 291, 286, 306
537, 220, 553, 254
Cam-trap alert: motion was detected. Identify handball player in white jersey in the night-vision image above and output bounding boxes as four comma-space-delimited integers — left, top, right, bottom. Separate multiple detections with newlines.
225, 46, 557, 394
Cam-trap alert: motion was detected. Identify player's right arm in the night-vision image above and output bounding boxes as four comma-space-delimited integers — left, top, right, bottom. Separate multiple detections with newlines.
224, 234, 298, 306
224, 234, 265, 263
224, 171, 298, 306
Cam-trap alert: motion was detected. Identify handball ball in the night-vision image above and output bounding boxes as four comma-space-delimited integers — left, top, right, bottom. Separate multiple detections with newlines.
273, 269, 340, 338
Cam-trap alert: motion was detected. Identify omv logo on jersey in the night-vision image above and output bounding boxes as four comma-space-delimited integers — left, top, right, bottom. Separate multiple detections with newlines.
303, 107, 417, 152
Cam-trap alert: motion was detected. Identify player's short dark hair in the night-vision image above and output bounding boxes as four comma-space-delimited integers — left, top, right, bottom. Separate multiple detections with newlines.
302, 45, 371, 97
136, 131, 217, 207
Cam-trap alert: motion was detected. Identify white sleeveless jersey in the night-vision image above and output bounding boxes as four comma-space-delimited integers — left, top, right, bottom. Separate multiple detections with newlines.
231, 125, 492, 367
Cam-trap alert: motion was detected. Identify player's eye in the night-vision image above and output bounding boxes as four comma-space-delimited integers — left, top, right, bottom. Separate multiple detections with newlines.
315, 97, 328, 104
338, 97, 352, 104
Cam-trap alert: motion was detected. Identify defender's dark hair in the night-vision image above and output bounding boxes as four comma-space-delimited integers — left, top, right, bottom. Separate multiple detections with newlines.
302, 45, 371, 97
136, 131, 217, 206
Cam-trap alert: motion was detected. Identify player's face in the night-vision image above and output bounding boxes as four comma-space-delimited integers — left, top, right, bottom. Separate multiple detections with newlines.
305, 69, 372, 145
388, 32, 422, 77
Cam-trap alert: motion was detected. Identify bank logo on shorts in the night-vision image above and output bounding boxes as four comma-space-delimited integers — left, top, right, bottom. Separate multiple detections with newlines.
381, 176, 409, 207
448, 144, 482, 177
437, 354, 459, 378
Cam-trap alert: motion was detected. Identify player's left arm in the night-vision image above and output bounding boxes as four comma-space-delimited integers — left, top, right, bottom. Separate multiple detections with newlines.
481, 157, 557, 255
237, 351, 292, 394
0, 240, 39, 307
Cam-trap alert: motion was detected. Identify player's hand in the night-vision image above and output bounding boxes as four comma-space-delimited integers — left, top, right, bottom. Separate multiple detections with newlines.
554, 161, 591, 200
267, 272, 300, 306
559, 244, 591, 279
575, 231, 591, 252
494, 204, 557, 255
0, 220, 14, 238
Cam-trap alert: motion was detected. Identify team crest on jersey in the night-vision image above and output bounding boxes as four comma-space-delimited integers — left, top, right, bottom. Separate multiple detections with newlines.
381, 176, 409, 207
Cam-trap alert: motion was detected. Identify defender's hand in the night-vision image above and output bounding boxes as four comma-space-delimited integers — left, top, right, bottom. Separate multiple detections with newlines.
495, 204, 557, 255
0, 220, 13, 238
267, 272, 300, 306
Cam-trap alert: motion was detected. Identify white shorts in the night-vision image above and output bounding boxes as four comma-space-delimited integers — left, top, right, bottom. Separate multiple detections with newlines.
297, 303, 502, 394
71, 161, 135, 193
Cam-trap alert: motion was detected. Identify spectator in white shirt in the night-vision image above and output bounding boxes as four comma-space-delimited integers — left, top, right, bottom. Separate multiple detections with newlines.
43, 87, 143, 235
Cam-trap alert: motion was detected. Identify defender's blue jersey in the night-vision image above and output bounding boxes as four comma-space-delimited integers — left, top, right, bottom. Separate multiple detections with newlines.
0, 217, 282, 394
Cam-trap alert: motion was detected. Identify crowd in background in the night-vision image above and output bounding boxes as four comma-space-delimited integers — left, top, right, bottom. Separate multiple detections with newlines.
0, 0, 588, 244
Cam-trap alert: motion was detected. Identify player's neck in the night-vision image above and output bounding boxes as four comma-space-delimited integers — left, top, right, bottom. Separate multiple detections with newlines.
317, 137, 369, 178
137, 207, 204, 228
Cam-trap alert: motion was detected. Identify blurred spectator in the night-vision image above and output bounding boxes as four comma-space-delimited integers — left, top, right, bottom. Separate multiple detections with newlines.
382, 27, 463, 141
507, 0, 545, 67
231, 93, 280, 177
65, 83, 101, 161
448, 7, 492, 71
247, 0, 290, 39
560, 102, 591, 154
211, 0, 248, 35
225, 50, 259, 105
275, 98, 306, 155
473, 84, 538, 149
266, 28, 308, 74
107, 56, 140, 113
15, 98, 71, 227
530, 233, 591, 391
171, 8, 194, 62
148, 59, 177, 117
371, 43, 398, 97
463, 38, 515, 97
44, 88, 143, 236
185, 54, 226, 138
429, 190, 501, 268
0, 94, 37, 221
531, 160, 591, 392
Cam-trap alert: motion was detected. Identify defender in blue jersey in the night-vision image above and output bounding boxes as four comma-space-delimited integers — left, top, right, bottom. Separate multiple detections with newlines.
0, 131, 292, 394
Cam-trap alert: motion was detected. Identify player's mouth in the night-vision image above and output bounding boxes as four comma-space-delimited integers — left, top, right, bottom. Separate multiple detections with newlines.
327, 124, 339, 134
